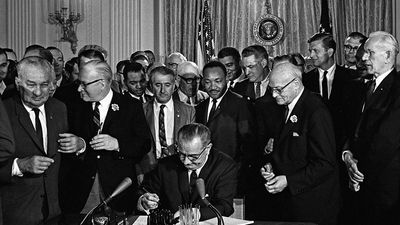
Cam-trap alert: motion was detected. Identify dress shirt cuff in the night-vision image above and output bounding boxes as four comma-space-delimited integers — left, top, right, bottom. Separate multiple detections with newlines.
342, 150, 353, 162
137, 194, 150, 215
12, 158, 23, 177
76, 138, 86, 156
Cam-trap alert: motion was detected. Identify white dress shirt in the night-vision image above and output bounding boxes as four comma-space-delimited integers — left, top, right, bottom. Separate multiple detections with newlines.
94, 90, 114, 130
254, 75, 270, 97
318, 64, 336, 99
286, 87, 304, 122
153, 98, 174, 158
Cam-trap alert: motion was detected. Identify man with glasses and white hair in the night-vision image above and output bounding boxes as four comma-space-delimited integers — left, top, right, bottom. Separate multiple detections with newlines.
261, 62, 339, 225
173, 61, 208, 106
58, 60, 152, 215
137, 123, 238, 221
342, 31, 400, 225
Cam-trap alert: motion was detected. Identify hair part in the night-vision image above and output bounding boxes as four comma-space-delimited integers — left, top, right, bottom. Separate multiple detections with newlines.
241, 45, 269, 60
203, 60, 227, 77
123, 62, 146, 80
81, 60, 112, 82
218, 47, 241, 63
308, 33, 336, 53
178, 123, 211, 147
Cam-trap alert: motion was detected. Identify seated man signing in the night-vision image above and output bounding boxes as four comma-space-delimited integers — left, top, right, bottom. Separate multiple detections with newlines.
137, 123, 238, 220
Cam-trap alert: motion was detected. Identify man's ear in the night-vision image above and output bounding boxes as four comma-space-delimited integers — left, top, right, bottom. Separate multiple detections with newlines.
384, 51, 391, 64
14, 76, 21, 90
261, 58, 268, 68
327, 48, 334, 57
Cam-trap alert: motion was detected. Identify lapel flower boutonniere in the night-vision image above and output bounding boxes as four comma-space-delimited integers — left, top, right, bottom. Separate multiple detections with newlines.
290, 115, 298, 123
111, 104, 119, 111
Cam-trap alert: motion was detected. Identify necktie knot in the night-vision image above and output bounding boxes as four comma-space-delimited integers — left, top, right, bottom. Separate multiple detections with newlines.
32, 107, 40, 116
160, 104, 166, 110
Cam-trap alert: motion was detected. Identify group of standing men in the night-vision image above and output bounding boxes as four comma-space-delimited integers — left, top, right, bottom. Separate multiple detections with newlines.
0, 29, 399, 225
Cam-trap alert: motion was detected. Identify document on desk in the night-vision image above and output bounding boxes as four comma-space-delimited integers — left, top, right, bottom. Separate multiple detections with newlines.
200, 216, 253, 225
131, 215, 147, 225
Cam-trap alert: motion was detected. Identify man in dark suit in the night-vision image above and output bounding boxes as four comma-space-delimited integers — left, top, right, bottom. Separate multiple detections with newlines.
303, 33, 355, 149
238, 45, 270, 102
1, 56, 69, 224
342, 31, 400, 225
217, 47, 248, 96
261, 62, 339, 225
0, 98, 15, 224
195, 61, 255, 203
172, 61, 208, 106
138, 66, 195, 182
137, 123, 238, 221
123, 62, 152, 104
59, 60, 151, 214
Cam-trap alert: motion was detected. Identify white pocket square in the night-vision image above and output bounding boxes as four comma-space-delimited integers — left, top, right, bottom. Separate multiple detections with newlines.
292, 132, 299, 137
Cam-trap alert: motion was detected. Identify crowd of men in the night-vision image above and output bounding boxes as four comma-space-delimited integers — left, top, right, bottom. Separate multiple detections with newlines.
0, 30, 399, 225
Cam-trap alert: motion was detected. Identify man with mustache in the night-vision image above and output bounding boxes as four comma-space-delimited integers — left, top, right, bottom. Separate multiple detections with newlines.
195, 61, 256, 199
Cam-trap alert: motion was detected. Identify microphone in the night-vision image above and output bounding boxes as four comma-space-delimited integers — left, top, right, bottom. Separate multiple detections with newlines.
196, 178, 225, 225
80, 177, 133, 225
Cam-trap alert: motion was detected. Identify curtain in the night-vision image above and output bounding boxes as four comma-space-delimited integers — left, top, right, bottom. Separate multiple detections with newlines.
164, 0, 393, 64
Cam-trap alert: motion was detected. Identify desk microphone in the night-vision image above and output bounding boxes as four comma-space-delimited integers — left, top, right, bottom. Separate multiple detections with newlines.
196, 178, 225, 225
80, 177, 133, 225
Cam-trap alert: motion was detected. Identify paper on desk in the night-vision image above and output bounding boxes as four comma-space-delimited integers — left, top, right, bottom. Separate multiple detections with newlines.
200, 216, 253, 225
132, 215, 147, 225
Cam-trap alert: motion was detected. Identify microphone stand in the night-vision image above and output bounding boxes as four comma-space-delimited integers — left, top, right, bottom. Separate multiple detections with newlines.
80, 200, 107, 225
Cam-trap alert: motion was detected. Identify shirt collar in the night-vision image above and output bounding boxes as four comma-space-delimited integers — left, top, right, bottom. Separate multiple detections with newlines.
22, 101, 45, 115
0, 81, 6, 95
178, 89, 189, 101
287, 87, 304, 115
318, 64, 336, 78
155, 97, 174, 110
95, 90, 113, 108
375, 68, 393, 91
129, 92, 140, 100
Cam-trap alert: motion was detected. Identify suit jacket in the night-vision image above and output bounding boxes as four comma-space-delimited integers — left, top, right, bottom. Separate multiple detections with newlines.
195, 90, 256, 162
303, 65, 355, 150
172, 89, 209, 106
350, 70, 400, 187
270, 89, 340, 225
138, 99, 195, 174
139, 149, 238, 220
0, 99, 15, 225
1, 96, 68, 225
59, 91, 151, 214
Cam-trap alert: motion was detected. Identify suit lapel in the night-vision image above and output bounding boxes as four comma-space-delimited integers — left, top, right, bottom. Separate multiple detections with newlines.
45, 102, 56, 157
102, 94, 118, 133
364, 71, 394, 111
145, 100, 156, 142
277, 91, 306, 146
173, 100, 181, 140
206, 91, 231, 125
15, 98, 46, 155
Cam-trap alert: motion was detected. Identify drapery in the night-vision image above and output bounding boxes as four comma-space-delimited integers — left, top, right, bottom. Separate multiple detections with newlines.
164, 0, 393, 65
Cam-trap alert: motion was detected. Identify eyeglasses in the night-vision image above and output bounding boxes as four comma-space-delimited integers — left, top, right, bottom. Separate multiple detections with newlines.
178, 75, 200, 84
176, 143, 209, 161
344, 45, 360, 52
78, 79, 103, 89
268, 78, 296, 95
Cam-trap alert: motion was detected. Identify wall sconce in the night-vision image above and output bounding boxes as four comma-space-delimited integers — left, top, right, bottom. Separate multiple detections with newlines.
48, 0, 84, 54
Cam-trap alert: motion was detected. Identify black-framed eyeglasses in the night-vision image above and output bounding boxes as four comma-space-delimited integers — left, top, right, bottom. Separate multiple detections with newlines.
176, 143, 209, 161
268, 78, 296, 95
78, 79, 103, 89
344, 45, 360, 52
178, 75, 200, 84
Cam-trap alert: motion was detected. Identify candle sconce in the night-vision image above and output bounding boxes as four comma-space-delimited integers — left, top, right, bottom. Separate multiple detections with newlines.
48, 7, 83, 54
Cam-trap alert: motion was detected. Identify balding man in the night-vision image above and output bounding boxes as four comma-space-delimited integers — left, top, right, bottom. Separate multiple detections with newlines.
261, 62, 339, 225
342, 31, 400, 225
1, 56, 68, 224
59, 60, 152, 215
173, 61, 208, 106
166, 52, 187, 87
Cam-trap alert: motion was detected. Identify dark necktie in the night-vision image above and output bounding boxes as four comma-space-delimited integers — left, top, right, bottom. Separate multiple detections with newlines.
139, 96, 144, 103
255, 82, 261, 98
93, 102, 101, 134
159, 104, 168, 157
322, 71, 328, 101
186, 97, 191, 105
208, 99, 217, 122
283, 105, 289, 123
365, 78, 376, 104
32, 108, 43, 147
189, 170, 198, 194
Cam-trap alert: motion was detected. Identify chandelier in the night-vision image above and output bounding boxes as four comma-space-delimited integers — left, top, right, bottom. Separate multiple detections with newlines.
48, 1, 84, 54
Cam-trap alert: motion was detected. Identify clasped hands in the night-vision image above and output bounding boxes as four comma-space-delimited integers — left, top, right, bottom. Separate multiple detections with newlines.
57, 133, 119, 153
344, 152, 364, 184
260, 166, 287, 194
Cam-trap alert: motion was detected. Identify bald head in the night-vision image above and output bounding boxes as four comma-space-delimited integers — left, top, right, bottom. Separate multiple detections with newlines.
269, 62, 303, 105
